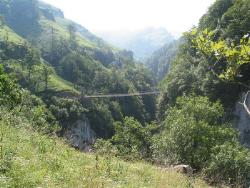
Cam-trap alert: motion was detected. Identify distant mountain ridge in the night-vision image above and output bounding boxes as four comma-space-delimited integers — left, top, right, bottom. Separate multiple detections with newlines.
98, 27, 175, 60
0, 0, 115, 51
145, 40, 180, 81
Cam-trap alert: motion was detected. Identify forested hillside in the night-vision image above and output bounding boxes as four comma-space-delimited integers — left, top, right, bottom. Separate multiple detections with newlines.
0, 0, 157, 140
1, 0, 250, 187
155, 0, 250, 185
145, 40, 181, 81
0, 63, 209, 188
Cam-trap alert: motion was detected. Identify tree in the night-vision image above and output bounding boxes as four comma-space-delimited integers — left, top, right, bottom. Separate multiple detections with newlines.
67, 24, 77, 50
187, 29, 250, 115
205, 142, 250, 186
199, 0, 234, 30
24, 48, 40, 82
112, 117, 152, 159
187, 29, 250, 80
49, 97, 86, 133
221, 0, 250, 40
42, 64, 53, 91
152, 95, 237, 169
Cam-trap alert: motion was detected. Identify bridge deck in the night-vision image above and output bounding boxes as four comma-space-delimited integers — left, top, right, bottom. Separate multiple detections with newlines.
83, 91, 162, 98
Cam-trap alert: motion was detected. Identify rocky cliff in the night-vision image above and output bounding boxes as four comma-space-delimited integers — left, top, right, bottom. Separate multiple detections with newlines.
236, 92, 250, 146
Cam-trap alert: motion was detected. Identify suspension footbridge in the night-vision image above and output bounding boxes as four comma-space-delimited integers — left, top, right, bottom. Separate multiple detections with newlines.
81, 91, 163, 99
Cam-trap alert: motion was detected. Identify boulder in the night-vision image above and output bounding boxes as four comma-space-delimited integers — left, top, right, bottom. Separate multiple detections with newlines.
173, 165, 193, 174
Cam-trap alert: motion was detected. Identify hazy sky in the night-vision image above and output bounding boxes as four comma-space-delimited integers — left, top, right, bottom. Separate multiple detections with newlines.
43, 0, 215, 38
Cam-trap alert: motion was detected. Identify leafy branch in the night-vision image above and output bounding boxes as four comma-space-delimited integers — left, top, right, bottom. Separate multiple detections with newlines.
186, 29, 250, 80
186, 28, 250, 115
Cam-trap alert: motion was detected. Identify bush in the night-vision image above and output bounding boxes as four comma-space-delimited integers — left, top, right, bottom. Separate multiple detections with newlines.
205, 142, 250, 187
19, 90, 59, 132
0, 64, 21, 108
49, 97, 86, 132
93, 139, 117, 157
152, 95, 250, 186
112, 117, 152, 160
152, 95, 238, 170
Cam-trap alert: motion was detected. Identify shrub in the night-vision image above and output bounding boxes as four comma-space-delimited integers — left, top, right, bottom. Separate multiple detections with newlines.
49, 97, 86, 132
205, 142, 250, 187
112, 117, 152, 160
94, 139, 117, 157
152, 95, 238, 170
0, 64, 21, 108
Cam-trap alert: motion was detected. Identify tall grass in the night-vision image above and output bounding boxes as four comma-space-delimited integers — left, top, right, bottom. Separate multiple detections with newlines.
0, 110, 209, 188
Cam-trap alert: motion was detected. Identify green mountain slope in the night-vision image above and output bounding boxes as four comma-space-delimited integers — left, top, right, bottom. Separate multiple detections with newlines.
0, 0, 157, 140
1, 0, 250, 187
145, 40, 180, 81
0, 25, 24, 44
0, 24, 79, 95
156, 1, 250, 185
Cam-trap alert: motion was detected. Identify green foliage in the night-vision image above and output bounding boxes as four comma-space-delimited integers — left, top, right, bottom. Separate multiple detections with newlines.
152, 96, 238, 169
24, 47, 41, 81
158, 59, 199, 108
48, 74, 79, 93
94, 48, 115, 66
222, 0, 250, 40
0, 0, 41, 37
94, 139, 118, 156
98, 64, 157, 124
57, 52, 101, 87
1, 0, 250, 187
0, 64, 21, 107
0, 115, 209, 188
0, 25, 24, 44
86, 102, 115, 138
187, 29, 250, 80
0, 74, 208, 187
112, 117, 152, 160
49, 97, 86, 131
205, 142, 250, 186
41, 63, 53, 91
156, 2, 250, 185
199, 0, 234, 30
19, 90, 59, 132
1, 0, 157, 137
153, 94, 250, 186
159, 18, 250, 116
146, 40, 180, 81
157, 53, 229, 119
0, 65, 58, 132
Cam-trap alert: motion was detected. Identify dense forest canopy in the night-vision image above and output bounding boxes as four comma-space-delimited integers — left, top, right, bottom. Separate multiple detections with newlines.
1, 0, 250, 187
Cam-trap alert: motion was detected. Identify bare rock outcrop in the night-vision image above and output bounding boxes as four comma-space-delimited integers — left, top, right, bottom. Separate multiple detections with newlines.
235, 92, 250, 146
65, 117, 96, 151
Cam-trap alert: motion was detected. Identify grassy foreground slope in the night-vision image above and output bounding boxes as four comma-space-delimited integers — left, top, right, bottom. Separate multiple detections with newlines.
1, 117, 209, 188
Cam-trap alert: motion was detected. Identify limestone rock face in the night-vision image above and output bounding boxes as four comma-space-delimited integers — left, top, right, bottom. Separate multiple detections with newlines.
66, 118, 96, 151
235, 92, 250, 146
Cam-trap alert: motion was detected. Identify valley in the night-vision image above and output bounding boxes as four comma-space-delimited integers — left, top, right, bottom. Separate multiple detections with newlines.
1, 0, 250, 187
